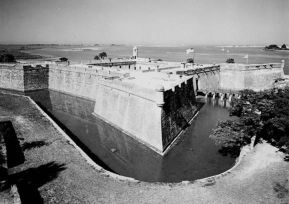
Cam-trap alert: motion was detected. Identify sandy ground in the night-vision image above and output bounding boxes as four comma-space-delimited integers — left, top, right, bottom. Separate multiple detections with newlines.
0, 92, 289, 203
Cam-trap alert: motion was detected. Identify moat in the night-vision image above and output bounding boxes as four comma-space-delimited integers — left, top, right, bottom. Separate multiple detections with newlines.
25, 89, 235, 182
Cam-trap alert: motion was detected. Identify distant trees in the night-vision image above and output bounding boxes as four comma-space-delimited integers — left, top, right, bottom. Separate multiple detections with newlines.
186, 58, 194, 63
59, 57, 68, 62
94, 52, 107, 60
99, 52, 107, 59
265, 44, 288, 50
265, 44, 280, 50
226, 58, 235, 63
0, 54, 16, 63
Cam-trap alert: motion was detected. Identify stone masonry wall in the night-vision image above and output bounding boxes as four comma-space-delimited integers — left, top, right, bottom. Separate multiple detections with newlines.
220, 63, 284, 91
93, 83, 164, 152
23, 65, 49, 91
197, 71, 220, 92
161, 78, 197, 149
0, 64, 49, 92
0, 64, 24, 91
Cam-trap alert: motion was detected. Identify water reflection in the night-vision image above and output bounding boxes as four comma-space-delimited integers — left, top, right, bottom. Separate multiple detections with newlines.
26, 90, 235, 182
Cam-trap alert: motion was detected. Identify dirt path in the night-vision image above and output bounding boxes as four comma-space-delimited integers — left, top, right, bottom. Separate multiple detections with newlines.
0, 92, 288, 203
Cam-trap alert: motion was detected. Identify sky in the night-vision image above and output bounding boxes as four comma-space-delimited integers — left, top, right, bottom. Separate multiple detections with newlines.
0, 0, 288, 46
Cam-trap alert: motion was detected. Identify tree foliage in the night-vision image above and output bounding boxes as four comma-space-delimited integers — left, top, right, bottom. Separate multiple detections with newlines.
210, 88, 289, 158
59, 57, 68, 62
0, 54, 16, 63
281, 44, 287, 49
226, 58, 235, 63
94, 52, 107, 60
98, 52, 107, 59
186, 58, 194, 63
265, 44, 280, 50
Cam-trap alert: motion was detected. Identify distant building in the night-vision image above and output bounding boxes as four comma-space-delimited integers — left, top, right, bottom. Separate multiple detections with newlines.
133, 46, 138, 59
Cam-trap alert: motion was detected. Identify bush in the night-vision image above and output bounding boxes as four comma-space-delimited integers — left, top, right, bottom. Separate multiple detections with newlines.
0, 54, 16, 63
281, 44, 287, 49
94, 55, 100, 60
226, 58, 235, 63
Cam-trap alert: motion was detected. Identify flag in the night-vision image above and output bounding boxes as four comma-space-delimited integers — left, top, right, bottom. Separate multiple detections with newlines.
186, 48, 194, 54
243, 54, 248, 59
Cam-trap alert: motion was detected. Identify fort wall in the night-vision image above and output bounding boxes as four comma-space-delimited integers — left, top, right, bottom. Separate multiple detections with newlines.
0, 63, 48, 91
197, 71, 220, 92
92, 77, 197, 153
220, 63, 284, 91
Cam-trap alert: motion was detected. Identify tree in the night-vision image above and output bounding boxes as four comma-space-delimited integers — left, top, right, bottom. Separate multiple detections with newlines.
0, 54, 16, 63
94, 55, 100, 60
186, 58, 194, 63
99, 52, 107, 59
281, 44, 287, 49
59, 57, 68, 62
265, 44, 280, 50
226, 58, 235, 63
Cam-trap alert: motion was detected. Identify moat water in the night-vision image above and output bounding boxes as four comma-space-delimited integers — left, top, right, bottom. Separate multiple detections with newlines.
26, 90, 235, 182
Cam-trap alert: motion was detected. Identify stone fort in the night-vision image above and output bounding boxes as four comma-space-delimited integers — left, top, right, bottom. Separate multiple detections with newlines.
0, 52, 285, 154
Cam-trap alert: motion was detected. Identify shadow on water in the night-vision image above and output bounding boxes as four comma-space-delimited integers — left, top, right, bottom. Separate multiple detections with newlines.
9, 162, 66, 204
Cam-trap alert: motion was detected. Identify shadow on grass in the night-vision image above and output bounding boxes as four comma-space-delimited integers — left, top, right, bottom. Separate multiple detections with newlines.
9, 162, 66, 204
22, 140, 49, 151
0, 121, 25, 168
